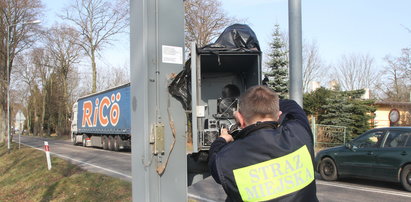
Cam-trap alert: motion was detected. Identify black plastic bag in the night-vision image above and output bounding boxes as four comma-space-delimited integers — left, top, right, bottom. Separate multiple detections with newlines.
201, 24, 260, 52
168, 59, 191, 110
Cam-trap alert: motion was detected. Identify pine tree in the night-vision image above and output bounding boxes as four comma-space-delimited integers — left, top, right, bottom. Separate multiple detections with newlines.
265, 24, 289, 98
318, 89, 376, 140
319, 91, 353, 128
343, 89, 376, 138
303, 87, 333, 116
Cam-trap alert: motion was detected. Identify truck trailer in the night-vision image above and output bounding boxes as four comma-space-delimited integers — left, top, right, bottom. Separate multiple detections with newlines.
71, 83, 131, 151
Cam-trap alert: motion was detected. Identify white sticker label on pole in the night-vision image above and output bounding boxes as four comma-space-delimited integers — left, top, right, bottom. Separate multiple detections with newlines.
196, 106, 205, 117
162, 45, 183, 64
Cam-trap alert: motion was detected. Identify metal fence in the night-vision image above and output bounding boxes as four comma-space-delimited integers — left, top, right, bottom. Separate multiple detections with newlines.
313, 124, 347, 148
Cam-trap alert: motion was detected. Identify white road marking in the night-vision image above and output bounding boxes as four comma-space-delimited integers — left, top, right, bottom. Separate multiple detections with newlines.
19, 142, 132, 179
317, 180, 411, 198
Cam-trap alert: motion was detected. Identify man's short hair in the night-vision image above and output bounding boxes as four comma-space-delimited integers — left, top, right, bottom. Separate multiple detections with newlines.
238, 85, 280, 123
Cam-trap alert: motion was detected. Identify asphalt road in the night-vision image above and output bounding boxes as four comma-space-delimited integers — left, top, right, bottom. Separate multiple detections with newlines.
15, 135, 411, 201
189, 177, 411, 202
14, 135, 132, 182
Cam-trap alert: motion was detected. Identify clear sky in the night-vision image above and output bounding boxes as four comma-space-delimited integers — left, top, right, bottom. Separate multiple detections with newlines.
43, 0, 411, 72
221, 0, 411, 69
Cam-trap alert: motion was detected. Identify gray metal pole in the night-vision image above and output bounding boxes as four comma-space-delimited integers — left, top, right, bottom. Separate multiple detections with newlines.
6, 20, 40, 152
7, 25, 11, 152
131, 0, 186, 201
288, 0, 303, 107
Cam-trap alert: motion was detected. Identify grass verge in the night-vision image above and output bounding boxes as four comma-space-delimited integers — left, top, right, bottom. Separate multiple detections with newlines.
0, 142, 131, 202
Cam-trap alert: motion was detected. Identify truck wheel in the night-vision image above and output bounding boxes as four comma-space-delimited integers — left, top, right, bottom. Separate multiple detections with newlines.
113, 135, 120, 151
108, 136, 114, 151
401, 164, 411, 192
82, 135, 87, 147
102, 136, 108, 150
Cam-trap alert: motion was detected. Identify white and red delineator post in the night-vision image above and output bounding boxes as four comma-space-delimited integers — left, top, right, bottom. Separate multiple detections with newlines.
44, 141, 52, 170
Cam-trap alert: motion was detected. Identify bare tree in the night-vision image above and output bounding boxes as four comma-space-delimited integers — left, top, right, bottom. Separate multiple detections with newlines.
12, 52, 39, 132
334, 53, 380, 91
302, 40, 324, 92
43, 25, 82, 135
184, 0, 236, 49
397, 48, 411, 80
381, 65, 408, 102
61, 0, 128, 93
97, 64, 129, 91
110, 64, 130, 87
30, 47, 52, 135
378, 49, 411, 101
0, 0, 43, 143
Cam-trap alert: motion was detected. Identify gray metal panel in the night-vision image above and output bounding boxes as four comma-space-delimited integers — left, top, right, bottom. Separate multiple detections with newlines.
131, 0, 187, 201
191, 42, 199, 153
207, 99, 218, 117
200, 73, 242, 103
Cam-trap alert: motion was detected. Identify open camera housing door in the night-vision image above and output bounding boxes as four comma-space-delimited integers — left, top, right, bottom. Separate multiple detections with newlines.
168, 24, 262, 154
191, 24, 262, 152
191, 48, 261, 152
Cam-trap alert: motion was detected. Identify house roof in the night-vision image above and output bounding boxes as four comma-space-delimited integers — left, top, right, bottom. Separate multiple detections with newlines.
374, 101, 411, 107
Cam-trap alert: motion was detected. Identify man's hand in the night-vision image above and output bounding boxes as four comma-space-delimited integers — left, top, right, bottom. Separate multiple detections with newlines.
220, 128, 234, 143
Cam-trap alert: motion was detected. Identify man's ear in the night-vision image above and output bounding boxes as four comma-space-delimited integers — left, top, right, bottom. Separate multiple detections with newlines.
234, 111, 246, 128
277, 111, 283, 121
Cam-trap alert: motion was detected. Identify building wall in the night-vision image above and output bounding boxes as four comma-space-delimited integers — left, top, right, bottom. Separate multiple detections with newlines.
400, 110, 411, 126
374, 107, 391, 128
374, 105, 411, 128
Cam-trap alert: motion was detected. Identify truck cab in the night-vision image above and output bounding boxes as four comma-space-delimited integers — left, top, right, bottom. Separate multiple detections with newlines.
71, 102, 78, 143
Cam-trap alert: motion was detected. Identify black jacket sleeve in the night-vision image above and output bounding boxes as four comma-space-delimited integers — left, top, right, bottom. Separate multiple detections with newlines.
279, 99, 312, 136
208, 137, 228, 184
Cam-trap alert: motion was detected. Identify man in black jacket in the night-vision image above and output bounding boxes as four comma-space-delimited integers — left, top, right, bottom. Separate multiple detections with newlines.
209, 85, 318, 202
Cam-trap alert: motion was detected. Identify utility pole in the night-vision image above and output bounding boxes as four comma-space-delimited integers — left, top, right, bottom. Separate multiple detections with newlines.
288, 0, 303, 107
7, 20, 41, 152
130, 0, 186, 201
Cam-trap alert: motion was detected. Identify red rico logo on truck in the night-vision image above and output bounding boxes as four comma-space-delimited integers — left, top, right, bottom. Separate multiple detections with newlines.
82, 92, 121, 127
